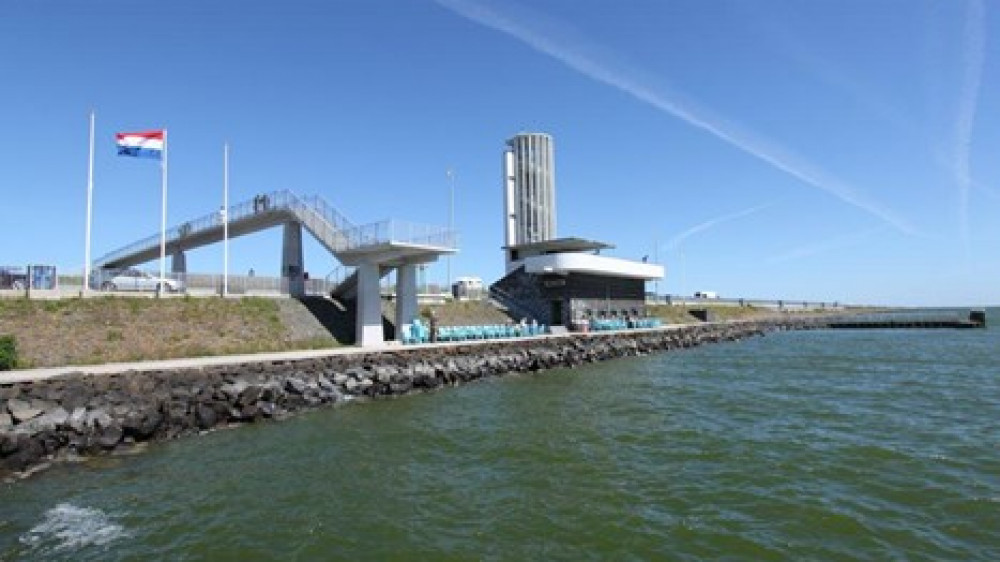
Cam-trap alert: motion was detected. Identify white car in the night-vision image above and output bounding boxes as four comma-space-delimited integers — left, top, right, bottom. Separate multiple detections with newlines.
100, 269, 184, 293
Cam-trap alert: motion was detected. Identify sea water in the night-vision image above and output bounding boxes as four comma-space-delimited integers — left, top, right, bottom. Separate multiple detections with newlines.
1, 310, 997, 560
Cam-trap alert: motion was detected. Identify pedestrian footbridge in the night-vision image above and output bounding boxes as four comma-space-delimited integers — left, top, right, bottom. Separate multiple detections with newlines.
93, 189, 457, 347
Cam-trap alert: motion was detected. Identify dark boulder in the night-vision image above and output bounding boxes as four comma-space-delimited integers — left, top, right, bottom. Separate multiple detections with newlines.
123, 409, 163, 441
238, 385, 263, 407
258, 402, 277, 418
85, 408, 113, 430
196, 404, 218, 430
239, 403, 260, 421
284, 377, 307, 395
96, 424, 123, 449
260, 382, 282, 402
0, 432, 18, 456
2, 435, 45, 473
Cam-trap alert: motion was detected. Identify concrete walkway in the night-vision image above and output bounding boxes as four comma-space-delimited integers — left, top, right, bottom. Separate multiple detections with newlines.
0, 344, 402, 385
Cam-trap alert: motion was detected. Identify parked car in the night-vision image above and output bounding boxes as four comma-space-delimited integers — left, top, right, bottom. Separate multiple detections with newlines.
98, 269, 185, 293
0, 266, 27, 290
694, 291, 719, 299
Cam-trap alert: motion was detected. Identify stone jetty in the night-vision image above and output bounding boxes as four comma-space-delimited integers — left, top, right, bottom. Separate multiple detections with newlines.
1, 319, 809, 480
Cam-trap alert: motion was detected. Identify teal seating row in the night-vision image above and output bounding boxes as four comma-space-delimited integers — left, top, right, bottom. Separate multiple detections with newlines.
401, 319, 547, 345
589, 317, 662, 331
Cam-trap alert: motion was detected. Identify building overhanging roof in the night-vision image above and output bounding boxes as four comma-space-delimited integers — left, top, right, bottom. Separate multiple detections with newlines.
519, 252, 664, 281
503, 237, 614, 254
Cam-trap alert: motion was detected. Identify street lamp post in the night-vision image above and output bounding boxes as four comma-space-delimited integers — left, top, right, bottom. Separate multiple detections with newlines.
447, 168, 455, 293
653, 239, 660, 302
679, 245, 686, 299
222, 142, 229, 297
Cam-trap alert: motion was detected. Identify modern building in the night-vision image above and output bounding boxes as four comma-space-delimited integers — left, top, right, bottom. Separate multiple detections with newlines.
503, 132, 556, 271
452, 276, 485, 300
491, 133, 664, 329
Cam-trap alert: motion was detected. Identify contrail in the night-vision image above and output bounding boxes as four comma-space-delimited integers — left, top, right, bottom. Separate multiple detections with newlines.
666, 203, 775, 250
954, 0, 986, 254
434, 0, 916, 235
767, 227, 887, 264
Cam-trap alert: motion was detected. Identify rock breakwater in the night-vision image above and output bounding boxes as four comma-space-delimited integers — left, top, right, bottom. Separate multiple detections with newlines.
1, 320, 806, 480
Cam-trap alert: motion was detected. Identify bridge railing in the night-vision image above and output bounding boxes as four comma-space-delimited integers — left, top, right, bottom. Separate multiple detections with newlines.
92, 189, 325, 267
646, 294, 850, 310
338, 219, 458, 251
93, 189, 454, 268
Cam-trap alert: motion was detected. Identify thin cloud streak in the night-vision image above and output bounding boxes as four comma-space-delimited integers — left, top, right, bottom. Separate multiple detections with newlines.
666, 203, 775, 251
767, 227, 887, 264
954, 0, 986, 253
435, 0, 916, 235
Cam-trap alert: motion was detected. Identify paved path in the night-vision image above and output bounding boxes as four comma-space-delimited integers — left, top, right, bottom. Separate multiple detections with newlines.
0, 344, 402, 385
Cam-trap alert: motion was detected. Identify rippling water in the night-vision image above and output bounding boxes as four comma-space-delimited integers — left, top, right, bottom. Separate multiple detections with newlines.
2, 311, 998, 560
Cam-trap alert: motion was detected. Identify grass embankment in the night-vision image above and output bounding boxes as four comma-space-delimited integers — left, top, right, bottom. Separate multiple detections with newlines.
419, 300, 514, 326
647, 304, 792, 324
423, 301, 785, 327
0, 297, 336, 369
0, 296, 838, 370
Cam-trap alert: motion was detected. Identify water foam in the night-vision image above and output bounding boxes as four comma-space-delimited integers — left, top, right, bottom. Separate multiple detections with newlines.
19, 503, 129, 553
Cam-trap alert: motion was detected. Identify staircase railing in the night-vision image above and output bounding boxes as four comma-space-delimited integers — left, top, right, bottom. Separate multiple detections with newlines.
95, 189, 457, 270
489, 285, 547, 323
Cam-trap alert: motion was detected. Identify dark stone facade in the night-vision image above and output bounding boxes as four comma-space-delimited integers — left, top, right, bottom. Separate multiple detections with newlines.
491, 266, 646, 326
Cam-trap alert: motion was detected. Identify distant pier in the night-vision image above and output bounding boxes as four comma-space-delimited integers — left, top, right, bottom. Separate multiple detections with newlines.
823, 310, 986, 330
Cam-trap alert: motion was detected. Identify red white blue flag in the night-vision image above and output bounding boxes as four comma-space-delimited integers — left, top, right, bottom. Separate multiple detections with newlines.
116, 130, 164, 159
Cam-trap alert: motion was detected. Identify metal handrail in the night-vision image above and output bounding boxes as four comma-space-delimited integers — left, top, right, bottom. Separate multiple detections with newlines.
93, 190, 457, 268
93, 190, 333, 267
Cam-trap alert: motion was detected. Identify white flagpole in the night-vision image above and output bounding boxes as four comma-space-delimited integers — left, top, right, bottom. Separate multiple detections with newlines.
159, 129, 168, 297
223, 142, 229, 297
84, 110, 95, 295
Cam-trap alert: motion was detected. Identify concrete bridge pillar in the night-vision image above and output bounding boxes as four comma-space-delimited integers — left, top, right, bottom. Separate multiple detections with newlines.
356, 262, 384, 347
395, 263, 418, 342
171, 251, 187, 275
282, 222, 305, 297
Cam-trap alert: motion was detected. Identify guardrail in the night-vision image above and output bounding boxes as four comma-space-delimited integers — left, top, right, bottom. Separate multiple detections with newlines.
337, 219, 458, 250
45, 270, 341, 297
646, 294, 850, 310
178, 273, 339, 296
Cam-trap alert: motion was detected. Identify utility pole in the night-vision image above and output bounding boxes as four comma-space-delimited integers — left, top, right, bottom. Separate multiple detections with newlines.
447, 168, 455, 294
83, 110, 95, 296
222, 142, 229, 297
654, 239, 660, 302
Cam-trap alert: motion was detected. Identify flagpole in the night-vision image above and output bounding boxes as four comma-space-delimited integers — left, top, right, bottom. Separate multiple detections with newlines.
84, 110, 95, 296
159, 129, 168, 297
223, 142, 229, 297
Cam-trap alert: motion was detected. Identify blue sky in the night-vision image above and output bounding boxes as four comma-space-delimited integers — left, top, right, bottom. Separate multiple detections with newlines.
1, 0, 997, 306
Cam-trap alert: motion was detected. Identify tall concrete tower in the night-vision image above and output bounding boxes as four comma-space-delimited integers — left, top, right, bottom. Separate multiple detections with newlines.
503, 132, 556, 268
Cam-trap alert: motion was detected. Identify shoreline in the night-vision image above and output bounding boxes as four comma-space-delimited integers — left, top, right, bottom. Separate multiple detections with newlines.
1, 318, 817, 482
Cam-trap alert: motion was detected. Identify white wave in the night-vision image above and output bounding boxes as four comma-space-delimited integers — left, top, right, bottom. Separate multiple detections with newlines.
19, 503, 129, 553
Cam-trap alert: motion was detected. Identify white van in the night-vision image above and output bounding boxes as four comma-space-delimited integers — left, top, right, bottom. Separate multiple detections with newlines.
694, 291, 719, 299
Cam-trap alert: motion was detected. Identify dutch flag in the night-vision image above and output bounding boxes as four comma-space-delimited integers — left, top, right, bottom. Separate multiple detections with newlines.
116, 130, 164, 159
